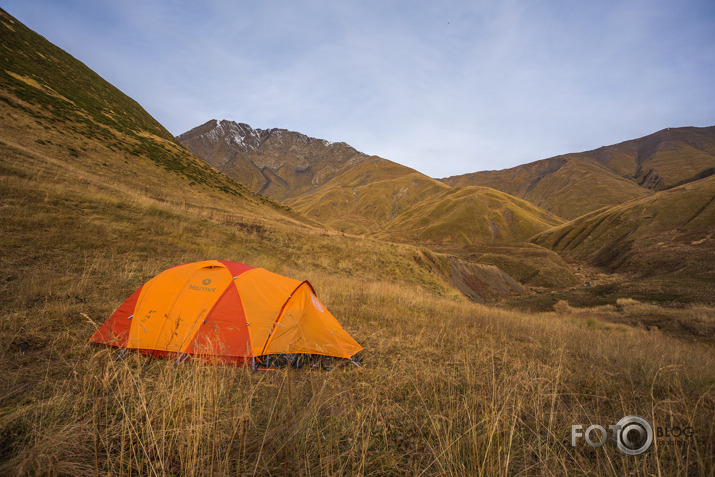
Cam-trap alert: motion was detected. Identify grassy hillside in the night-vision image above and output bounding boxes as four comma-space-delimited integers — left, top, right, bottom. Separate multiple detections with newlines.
286, 158, 450, 234
1, 9, 714, 476
443, 126, 715, 219
3, 138, 713, 475
578, 126, 715, 190
532, 176, 715, 303
288, 159, 563, 243
379, 185, 564, 244
0, 11, 304, 217
428, 242, 581, 289
443, 157, 650, 219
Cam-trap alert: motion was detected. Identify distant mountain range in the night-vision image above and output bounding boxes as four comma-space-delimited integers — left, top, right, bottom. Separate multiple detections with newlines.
178, 120, 715, 243
178, 120, 568, 244
180, 121, 715, 220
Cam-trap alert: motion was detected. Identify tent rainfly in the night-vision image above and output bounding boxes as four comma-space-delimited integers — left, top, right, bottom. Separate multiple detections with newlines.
90, 260, 363, 365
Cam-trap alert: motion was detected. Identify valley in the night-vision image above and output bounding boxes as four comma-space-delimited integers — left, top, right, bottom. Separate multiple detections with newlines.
179, 118, 715, 307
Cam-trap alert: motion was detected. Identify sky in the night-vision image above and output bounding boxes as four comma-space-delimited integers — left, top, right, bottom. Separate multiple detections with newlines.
3, 0, 715, 177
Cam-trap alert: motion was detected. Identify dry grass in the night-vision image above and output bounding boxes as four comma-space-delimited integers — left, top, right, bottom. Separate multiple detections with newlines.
553, 299, 715, 343
1, 130, 714, 476
1, 270, 713, 476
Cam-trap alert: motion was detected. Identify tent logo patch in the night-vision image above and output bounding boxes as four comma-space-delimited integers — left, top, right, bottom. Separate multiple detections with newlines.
189, 279, 217, 292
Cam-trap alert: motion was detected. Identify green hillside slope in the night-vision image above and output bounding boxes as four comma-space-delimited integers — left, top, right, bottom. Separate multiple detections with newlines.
0, 9, 289, 210
574, 126, 715, 189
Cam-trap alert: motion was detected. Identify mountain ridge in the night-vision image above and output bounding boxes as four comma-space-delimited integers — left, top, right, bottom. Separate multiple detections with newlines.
180, 120, 715, 225
443, 125, 715, 219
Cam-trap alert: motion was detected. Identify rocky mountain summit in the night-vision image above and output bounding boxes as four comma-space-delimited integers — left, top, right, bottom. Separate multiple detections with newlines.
177, 120, 370, 200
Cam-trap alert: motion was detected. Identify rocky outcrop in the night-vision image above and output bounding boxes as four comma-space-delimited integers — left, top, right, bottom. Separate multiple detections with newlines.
177, 120, 369, 201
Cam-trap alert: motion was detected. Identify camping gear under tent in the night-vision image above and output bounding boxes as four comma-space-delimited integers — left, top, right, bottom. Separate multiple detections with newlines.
90, 260, 363, 366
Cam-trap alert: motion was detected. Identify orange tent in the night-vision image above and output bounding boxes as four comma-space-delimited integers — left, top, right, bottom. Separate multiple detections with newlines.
90, 260, 363, 365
